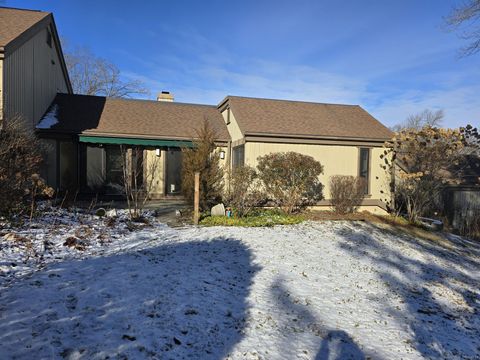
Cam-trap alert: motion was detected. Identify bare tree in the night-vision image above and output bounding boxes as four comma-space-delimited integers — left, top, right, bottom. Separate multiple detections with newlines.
445, 0, 480, 56
64, 44, 149, 98
181, 120, 224, 211
391, 109, 444, 132
0, 116, 53, 216
120, 146, 160, 219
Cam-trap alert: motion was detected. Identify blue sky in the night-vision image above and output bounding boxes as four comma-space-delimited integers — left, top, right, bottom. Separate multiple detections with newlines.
3, 0, 480, 128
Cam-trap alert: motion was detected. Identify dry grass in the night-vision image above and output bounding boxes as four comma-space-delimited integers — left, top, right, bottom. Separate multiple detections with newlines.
306, 210, 448, 245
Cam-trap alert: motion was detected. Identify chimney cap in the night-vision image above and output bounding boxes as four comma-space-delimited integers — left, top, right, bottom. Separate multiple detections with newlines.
157, 91, 174, 102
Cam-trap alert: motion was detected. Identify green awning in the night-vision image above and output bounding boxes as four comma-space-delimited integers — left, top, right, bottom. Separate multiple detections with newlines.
79, 135, 194, 148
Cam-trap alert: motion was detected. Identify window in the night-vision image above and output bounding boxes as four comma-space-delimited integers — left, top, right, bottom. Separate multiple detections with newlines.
232, 145, 244, 167
226, 108, 231, 125
359, 148, 370, 194
59, 141, 76, 190
105, 146, 124, 193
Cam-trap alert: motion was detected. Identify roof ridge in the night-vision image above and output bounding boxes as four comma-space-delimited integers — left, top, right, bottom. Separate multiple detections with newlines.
109, 97, 217, 108
227, 95, 360, 107
56, 93, 217, 108
0, 6, 49, 14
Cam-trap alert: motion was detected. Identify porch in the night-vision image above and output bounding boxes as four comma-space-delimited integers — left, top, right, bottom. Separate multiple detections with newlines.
39, 135, 192, 199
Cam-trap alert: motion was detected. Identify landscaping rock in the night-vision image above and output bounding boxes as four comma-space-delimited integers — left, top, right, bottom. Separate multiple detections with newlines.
211, 203, 226, 216
106, 209, 117, 217
95, 208, 106, 217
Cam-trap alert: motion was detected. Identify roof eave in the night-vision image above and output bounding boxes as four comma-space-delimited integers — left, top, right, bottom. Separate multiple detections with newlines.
37, 129, 231, 144
244, 131, 391, 143
49, 14, 73, 94
217, 95, 231, 110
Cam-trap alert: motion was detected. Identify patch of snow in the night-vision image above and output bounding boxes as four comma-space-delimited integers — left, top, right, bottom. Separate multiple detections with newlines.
0, 209, 479, 359
36, 104, 59, 129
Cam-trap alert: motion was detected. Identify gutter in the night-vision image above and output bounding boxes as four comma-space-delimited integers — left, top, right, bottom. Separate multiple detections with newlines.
37, 129, 230, 146
245, 131, 390, 143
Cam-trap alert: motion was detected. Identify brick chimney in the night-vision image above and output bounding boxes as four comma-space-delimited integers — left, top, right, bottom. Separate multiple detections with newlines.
157, 91, 174, 102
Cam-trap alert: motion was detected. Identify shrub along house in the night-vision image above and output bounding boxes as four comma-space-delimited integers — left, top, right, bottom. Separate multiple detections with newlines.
2, 6, 394, 213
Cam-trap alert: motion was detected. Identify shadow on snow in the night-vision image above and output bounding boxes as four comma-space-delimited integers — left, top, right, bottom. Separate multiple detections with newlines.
0, 237, 259, 359
270, 278, 368, 360
335, 222, 480, 359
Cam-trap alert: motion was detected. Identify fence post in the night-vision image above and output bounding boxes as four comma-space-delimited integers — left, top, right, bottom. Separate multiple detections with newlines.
193, 171, 200, 225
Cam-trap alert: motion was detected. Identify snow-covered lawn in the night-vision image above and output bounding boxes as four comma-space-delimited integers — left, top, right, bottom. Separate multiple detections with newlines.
1, 210, 479, 359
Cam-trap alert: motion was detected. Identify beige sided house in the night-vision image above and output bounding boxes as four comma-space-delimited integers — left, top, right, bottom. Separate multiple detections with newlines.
0, 7, 72, 128
2, 7, 394, 213
218, 96, 393, 213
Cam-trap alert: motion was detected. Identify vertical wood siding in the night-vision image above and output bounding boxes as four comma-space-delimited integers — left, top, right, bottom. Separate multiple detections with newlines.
3, 27, 68, 127
221, 108, 244, 143
244, 142, 391, 202
449, 189, 480, 229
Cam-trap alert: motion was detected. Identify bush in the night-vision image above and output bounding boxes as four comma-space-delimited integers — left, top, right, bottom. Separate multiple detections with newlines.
329, 175, 366, 214
0, 117, 52, 216
383, 125, 479, 222
200, 209, 304, 227
181, 120, 224, 211
256, 152, 324, 214
225, 165, 266, 217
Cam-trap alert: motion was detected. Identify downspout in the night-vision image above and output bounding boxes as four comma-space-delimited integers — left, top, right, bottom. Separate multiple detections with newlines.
32, 41, 35, 128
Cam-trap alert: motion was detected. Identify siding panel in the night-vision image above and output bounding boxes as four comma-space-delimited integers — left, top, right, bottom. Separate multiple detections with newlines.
245, 142, 391, 204
3, 27, 68, 127
450, 190, 480, 229
222, 108, 244, 143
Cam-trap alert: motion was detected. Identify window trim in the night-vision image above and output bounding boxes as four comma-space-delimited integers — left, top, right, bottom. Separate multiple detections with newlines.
226, 108, 231, 125
232, 144, 245, 168
358, 147, 372, 196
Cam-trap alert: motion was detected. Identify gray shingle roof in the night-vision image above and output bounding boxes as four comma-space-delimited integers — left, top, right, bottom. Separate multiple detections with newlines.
223, 96, 393, 140
0, 7, 49, 48
38, 94, 231, 142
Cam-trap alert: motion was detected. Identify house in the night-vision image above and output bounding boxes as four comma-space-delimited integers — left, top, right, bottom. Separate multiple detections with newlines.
218, 96, 393, 213
1, 7, 394, 214
36, 93, 230, 197
0, 7, 72, 128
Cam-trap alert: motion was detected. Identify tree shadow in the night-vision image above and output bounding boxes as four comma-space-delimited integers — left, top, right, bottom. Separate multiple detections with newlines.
0, 237, 259, 359
270, 278, 368, 360
335, 221, 480, 359
315, 331, 365, 360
